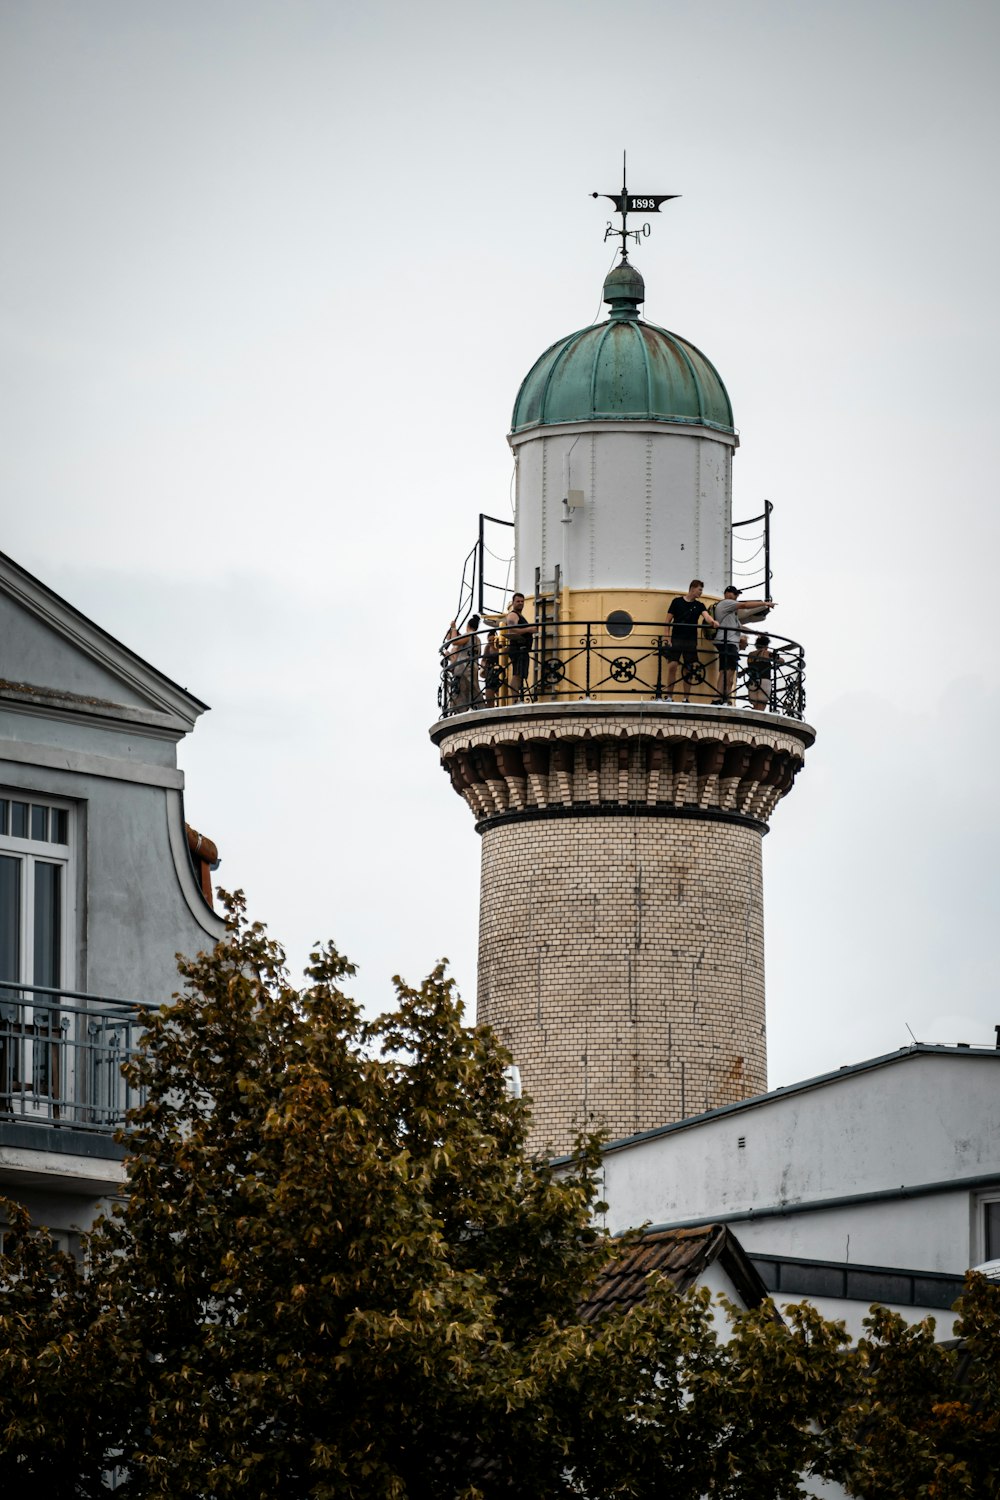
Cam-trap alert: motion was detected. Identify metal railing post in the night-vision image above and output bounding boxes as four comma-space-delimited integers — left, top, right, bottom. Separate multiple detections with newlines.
477, 512, 485, 615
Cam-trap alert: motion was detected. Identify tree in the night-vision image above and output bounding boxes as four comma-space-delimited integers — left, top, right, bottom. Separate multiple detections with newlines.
3, 897, 614, 1496
1, 896, 999, 1496
0, 1199, 132, 1491
826, 1279, 1000, 1499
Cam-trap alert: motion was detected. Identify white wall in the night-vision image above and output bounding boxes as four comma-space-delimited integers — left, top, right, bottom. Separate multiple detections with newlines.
770, 1291, 958, 1342
600, 1049, 1000, 1275
512, 424, 735, 594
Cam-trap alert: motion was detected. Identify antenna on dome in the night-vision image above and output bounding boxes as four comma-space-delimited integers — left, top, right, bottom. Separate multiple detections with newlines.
591, 150, 679, 263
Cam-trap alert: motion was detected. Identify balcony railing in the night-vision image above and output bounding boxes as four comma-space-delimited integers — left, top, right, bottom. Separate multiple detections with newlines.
438, 621, 806, 722
0, 982, 144, 1135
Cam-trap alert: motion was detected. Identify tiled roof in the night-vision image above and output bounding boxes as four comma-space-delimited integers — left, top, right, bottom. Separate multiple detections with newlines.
582, 1223, 769, 1323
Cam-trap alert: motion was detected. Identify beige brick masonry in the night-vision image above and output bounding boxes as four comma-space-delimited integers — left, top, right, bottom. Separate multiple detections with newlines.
430, 701, 814, 1157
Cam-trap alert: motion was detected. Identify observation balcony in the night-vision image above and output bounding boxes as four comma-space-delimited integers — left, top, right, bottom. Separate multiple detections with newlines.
437, 620, 806, 723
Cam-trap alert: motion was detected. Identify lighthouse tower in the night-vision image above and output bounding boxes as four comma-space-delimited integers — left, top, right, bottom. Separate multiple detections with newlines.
431, 191, 813, 1156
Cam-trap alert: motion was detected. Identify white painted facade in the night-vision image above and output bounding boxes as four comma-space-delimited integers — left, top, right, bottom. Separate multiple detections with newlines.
0, 549, 225, 1249
596, 1045, 1000, 1337
509, 422, 736, 595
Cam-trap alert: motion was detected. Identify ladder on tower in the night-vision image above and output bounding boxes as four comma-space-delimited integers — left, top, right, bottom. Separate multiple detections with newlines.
533, 565, 562, 695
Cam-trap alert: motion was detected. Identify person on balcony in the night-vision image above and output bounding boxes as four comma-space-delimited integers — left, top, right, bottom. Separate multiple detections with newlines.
504, 594, 533, 700
712, 587, 776, 705
746, 634, 776, 711
663, 581, 716, 702
444, 615, 482, 711
480, 629, 502, 708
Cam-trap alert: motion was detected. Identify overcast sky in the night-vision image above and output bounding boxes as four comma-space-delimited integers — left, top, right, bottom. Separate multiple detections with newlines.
2, 0, 998, 1090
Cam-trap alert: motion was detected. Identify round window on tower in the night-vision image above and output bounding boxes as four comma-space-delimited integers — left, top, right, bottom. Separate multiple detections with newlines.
606, 610, 634, 639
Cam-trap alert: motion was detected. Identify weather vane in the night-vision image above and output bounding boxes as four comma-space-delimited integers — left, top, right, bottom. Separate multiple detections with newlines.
592, 151, 678, 261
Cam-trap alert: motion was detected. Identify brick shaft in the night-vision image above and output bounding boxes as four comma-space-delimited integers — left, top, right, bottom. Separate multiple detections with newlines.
430, 701, 814, 1156
480, 813, 765, 1155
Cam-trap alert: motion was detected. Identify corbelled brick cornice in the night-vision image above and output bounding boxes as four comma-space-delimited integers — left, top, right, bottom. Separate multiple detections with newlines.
431, 701, 814, 833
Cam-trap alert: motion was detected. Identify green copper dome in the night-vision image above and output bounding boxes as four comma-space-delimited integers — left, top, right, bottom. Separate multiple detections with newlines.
511, 261, 734, 436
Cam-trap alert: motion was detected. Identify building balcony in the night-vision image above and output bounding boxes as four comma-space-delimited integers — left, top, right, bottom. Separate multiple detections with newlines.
0, 982, 142, 1143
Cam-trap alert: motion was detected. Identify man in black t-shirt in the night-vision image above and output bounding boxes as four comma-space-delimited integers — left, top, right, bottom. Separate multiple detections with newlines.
663, 579, 715, 702
504, 592, 534, 700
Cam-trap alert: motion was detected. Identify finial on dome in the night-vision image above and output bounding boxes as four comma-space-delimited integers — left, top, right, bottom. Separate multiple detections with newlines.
590, 152, 679, 319
603, 261, 645, 321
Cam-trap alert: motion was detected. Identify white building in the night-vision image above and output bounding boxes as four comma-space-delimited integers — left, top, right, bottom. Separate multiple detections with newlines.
591, 1042, 1000, 1337
0, 548, 224, 1251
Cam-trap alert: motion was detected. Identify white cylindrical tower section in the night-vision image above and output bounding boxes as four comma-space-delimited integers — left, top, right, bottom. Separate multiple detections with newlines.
512, 424, 735, 595
508, 261, 738, 600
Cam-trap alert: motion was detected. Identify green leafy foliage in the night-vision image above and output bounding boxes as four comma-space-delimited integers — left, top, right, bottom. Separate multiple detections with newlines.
2, 897, 611, 1497
827, 1280, 1000, 1498
0, 1200, 129, 1492
1, 895, 999, 1497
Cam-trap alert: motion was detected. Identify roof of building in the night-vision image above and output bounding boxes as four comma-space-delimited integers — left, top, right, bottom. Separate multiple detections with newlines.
550, 1043, 1000, 1164
510, 261, 734, 437
581, 1223, 770, 1323
0, 548, 208, 730
750, 1251, 966, 1311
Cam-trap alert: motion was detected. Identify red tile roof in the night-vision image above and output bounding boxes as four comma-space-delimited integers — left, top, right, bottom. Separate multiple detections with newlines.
582, 1223, 770, 1323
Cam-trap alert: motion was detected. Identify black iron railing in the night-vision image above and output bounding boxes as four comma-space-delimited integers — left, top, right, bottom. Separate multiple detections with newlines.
0, 982, 144, 1134
438, 621, 806, 721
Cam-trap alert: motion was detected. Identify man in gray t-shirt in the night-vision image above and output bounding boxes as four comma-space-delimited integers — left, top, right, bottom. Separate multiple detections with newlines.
712, 586, 776, 705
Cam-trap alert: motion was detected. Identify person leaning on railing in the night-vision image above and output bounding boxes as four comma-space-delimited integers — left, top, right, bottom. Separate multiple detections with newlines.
746, 634, 776, 710
441, 619, 459, 702
711, 587, 777, 706
443, 614, 482, 711
480, 628, 502, 708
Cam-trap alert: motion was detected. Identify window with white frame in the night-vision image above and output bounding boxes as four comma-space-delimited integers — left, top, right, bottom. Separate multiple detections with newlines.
0, 793, 75, 1107
0, 793, 73, 996
981, 1195, 1000, 1264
